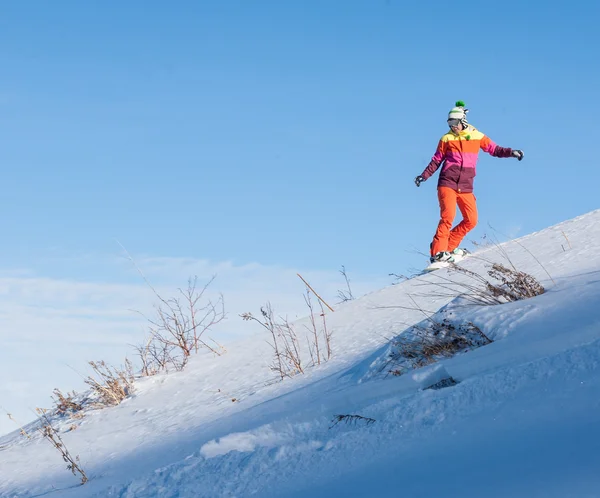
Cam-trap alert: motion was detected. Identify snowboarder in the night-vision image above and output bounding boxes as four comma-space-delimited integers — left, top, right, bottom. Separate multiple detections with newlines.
415, 101, 524, 264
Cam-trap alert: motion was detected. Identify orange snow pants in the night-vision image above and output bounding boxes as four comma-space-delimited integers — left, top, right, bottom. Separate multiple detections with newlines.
430, 186, 478, 256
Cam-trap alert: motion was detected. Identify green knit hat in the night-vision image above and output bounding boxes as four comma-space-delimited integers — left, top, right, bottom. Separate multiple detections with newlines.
448, 100, 469, 124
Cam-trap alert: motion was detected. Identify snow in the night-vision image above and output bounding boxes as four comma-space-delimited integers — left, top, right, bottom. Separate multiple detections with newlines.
1, 209, 600, 497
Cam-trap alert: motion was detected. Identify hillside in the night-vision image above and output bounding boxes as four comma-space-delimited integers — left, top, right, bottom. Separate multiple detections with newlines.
1, 210, 600, 498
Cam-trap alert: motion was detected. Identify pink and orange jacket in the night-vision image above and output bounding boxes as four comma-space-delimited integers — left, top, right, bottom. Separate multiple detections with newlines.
420, 125, 513, 193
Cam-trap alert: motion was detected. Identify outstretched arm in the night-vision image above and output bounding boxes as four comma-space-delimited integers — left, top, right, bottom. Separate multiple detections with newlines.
480, 135, 522, 159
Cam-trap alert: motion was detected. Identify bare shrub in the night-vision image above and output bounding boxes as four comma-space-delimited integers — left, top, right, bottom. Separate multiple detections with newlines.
84, 359, 135, 408
135, 333, 174, 377
241, 305, 304, 380
135, 335, 163, 377
330, 414, 376, 429
241, 294, 333, 380
136, 276, 226, 374
384, 319, 491, 377
35, 408, 88, 485
119, 244, 227, 374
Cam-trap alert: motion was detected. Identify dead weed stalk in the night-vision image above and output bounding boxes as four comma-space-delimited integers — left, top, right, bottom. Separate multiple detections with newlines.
330, 414, 376, 429
241, 305, 304, 380
36, 408, 88, 485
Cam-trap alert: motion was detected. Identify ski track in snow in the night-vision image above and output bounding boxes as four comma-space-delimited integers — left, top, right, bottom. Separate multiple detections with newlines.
1, 209, 600, 497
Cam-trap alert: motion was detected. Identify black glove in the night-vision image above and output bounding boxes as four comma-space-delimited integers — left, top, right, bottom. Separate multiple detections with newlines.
512, 149, 524, 161
414, 175, 425, 187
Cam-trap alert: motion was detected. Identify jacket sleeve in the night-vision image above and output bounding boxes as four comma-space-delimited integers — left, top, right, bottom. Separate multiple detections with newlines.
480, 135, 513, 158
421, 140, 445, 179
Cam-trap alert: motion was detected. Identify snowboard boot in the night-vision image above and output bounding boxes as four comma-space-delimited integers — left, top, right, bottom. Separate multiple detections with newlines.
430, 251, 455, 264
451, 248, 470, 258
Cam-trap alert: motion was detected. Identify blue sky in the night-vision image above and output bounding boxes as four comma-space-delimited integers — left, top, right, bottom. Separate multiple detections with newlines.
1, 0, 599, 278
1, 0, 599, 435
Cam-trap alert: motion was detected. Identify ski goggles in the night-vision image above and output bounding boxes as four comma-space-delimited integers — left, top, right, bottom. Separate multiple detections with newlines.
447, 118, 462, 127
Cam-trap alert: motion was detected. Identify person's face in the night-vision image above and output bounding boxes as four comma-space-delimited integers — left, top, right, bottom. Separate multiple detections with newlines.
447, 118, 463, 132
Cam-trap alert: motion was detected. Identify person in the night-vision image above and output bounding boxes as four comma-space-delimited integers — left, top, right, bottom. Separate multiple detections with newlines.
414, 101, 524, 264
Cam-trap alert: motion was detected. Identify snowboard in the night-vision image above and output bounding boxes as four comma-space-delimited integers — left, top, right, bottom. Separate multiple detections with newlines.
422, 251, 469, 273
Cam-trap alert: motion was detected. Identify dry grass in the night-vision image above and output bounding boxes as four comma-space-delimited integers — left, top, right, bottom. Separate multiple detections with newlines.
52, 389, 83, 416
453, 263, 545, 304
384, 318, 492, 377
486, 263, 545, 300
419, 261, 545, 307
84, 359, 135, 408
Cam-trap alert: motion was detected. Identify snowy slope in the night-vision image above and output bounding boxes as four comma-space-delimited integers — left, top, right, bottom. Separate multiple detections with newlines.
1, 210, 600, 498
